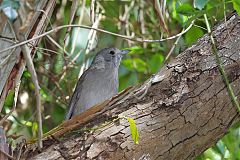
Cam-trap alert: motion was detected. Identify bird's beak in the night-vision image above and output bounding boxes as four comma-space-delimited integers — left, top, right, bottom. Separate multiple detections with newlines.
120, 50, 130, 55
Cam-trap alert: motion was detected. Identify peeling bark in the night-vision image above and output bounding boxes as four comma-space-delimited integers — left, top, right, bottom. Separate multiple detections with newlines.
19, 13, 240, 159
0, 0, 56, 99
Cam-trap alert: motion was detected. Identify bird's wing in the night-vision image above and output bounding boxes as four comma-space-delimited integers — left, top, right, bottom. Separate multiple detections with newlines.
66, 65, 107, 119
66, 64, 119, 119
65, 68, 90, 119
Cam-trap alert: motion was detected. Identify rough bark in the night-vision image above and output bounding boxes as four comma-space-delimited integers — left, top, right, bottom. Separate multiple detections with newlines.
19, 13, 240, 160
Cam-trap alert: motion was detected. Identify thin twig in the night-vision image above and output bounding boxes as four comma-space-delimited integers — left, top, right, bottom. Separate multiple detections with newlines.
0, 149, 15, 160
37, 9, 53, 29
0, 36, 17, 43
153, 0, 169, 34
28, 43, 60, 55
46, 35, 70, 55
22, 42, 43, 149
63, 0, 78, 48
165, 32, 182, 61
12, 22, 43, 149
79, 2, 103, 77
16, 140, 25, 160
0, 21, 195, 54
59, 49, 83, 81
90, 0, 96, 23
139, 1, 146, 48
121, 1, 135, 47
204, 14, 240, 111
223, 0, 233, 42
193, 24, 207, 31
41, 85, 68, 106
0, 48, 16, 69
69, 0, 86, 56
161, 0, 167, 16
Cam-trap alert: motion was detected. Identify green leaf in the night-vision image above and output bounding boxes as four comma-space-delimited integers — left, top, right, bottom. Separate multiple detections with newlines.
40, 87, 52, 102
119, 70, 138, 91
122, 59, 134, 70
122, 58, 147, 73
176, 3, 196, 16
23, 71, 31, 78
127, 117, 139, 144
232, 0, 240, 15
185, 26, 204, 45
183, 2, 223, 26
123, 46, 144, 55
32, 122, 38, 136
4, 90, 14, 108
203, 148, 222, 160
21, 120, 33, 127
133, 58, 147, 73
194, 0, 209, 10
149, 54, 164, 73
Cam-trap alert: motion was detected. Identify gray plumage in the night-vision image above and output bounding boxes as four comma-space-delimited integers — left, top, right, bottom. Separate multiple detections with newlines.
66, 48, 129, 119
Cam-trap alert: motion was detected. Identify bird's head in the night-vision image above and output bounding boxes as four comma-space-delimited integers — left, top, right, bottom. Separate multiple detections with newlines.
92, 47, 130, 69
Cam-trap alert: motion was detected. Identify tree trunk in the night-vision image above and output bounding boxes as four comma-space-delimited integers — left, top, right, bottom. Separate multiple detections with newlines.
17, 13, 240, 160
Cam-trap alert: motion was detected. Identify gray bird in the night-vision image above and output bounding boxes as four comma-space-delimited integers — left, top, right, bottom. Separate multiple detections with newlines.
66, 47, 129, 119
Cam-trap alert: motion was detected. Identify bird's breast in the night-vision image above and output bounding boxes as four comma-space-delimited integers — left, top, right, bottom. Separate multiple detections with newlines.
79, 68, 119, 111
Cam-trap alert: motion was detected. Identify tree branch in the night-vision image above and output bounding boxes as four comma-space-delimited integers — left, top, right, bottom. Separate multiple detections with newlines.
20, 13, 240, 160
0, 21, 195, 54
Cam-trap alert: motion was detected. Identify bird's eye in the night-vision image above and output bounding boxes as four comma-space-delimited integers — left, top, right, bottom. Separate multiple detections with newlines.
109, 51, 115, 55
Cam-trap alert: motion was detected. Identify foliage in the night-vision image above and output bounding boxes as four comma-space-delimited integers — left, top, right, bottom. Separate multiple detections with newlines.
126, 117, 139, 144
1, 0, 240, 159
